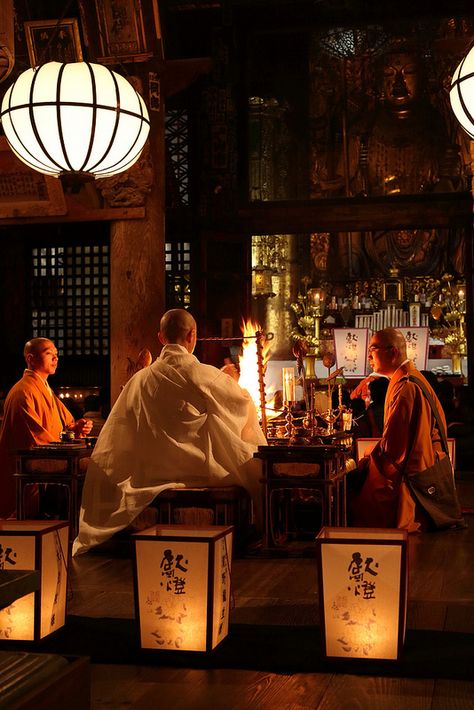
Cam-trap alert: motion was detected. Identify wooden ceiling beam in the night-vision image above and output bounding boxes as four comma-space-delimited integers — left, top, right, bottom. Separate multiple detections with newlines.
236, 193, 473, 234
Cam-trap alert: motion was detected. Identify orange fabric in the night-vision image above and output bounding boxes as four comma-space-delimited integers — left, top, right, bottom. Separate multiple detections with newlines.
350, 450, 402, 527
350, 362, 445, 530
0, 370, 74, 517
397, 481, 421, 533
350, 373, 389, 407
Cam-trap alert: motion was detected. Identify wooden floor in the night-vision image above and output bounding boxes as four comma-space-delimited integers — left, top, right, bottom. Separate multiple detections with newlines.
68, 478, 474, 710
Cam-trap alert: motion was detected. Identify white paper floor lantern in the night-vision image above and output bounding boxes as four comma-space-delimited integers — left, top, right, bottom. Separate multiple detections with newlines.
316, 527, 408, 661
0, 61, 150, 182
133, 525, 233, 653
0, 521, 69, 642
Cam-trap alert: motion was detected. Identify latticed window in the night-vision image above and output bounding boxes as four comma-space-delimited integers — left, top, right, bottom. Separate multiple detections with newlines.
31, 244, 109, 356
165, 241, 191, 309
165, 108, 189, 206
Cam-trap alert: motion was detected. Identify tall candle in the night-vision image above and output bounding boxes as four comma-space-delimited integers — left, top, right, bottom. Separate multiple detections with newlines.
342, 410, 352, 431
282, 367, 296, 403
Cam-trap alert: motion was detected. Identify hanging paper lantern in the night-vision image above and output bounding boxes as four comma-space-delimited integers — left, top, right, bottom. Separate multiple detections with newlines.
450, 46, 474, 139
0, 61, 150, 181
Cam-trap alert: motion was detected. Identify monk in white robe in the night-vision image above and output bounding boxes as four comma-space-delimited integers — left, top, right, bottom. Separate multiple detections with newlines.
73, 309, 266, 556
0, 338, 92, 518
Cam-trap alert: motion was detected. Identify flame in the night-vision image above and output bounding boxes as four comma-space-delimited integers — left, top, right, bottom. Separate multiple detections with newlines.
238, 319, 277, 421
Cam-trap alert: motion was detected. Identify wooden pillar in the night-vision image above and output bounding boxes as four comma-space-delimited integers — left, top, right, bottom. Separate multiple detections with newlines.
465, 140, 474, 389
106, 53, 214, 404
109, 78, 165, 404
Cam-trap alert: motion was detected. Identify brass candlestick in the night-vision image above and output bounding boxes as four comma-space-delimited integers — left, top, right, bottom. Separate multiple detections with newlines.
318, 365, 344, 436
281, 366, 296, 441
284, 401, 295, 440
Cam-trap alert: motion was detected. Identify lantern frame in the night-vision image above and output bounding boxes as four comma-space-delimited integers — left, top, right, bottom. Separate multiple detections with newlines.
132, 524, 233, 653
0, 521, 69, 643
450, 45, 474, 140
316, 527, 408, 662
0, 61, 150, 182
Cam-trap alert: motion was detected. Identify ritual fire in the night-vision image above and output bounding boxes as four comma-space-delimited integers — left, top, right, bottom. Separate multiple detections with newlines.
238, 319, 276, 429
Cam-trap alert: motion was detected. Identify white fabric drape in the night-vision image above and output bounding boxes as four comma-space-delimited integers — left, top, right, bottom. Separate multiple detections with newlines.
73, 344, 266, 555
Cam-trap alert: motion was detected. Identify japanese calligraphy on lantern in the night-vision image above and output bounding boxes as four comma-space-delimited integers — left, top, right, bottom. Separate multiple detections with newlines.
333, 328, 369, 378
0, 543, 17, 568
160, 547, 189, 594
136, 539, 207, 651
398, 327, 429, 370
316, 529, 407, 661
347, 551, 379, 599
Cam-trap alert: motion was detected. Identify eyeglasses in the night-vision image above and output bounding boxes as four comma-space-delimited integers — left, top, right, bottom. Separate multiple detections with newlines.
368, 345, 393, 353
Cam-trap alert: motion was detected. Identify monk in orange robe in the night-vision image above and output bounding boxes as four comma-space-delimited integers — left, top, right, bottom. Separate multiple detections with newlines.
349, 327, 464, 531
0, 338, 92, 518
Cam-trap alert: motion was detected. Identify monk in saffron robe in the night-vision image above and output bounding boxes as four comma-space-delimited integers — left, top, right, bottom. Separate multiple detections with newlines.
349, 328, 464, 531
0, 338, 92, 518
73, 309, 267, 556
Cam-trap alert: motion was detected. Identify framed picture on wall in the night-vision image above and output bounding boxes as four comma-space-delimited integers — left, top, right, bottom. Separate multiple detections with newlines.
0, 137, 67, 219
397, 327, 429, 371
24, 18, 83, 66
94, 0, 151, 62
333, 328, 369, 378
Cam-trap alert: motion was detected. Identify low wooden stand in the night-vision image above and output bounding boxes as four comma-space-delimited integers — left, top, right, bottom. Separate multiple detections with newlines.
15, 446, 90, 540
254, 444, 350, 549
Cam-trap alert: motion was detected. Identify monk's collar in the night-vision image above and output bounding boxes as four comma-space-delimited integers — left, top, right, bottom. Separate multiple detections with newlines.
25, 368, 50, 386
160, 343, 189, 356
389, 359, 410, 380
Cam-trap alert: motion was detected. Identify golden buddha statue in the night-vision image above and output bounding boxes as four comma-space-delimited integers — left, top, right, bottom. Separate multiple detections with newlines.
313, 39, 465, 279
352, 41, 456, 196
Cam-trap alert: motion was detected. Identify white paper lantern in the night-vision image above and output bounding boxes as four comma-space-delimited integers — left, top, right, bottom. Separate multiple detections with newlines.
0, 521, 69, 642
316, 527, 408, 661
0, 61, 150, 181
133, 525, 233, 653
450, 46, 474, 139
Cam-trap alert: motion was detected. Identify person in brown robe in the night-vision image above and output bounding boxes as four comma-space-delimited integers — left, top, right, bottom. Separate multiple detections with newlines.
0, 338, 92, 518
349, 327, 464, 531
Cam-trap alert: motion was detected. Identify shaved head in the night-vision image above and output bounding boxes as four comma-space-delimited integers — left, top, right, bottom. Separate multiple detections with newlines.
368, 327, 408, 376
159, 309, 197, 352
23, 338, 58, 378
24, 337, 55, 360
375, 328, 408, 358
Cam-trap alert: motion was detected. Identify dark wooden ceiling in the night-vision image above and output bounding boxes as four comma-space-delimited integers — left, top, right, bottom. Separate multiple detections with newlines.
160, 0, 474, 60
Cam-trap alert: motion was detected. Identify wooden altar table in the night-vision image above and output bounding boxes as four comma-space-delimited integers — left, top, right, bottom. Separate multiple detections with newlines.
254, 444, 351, 549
